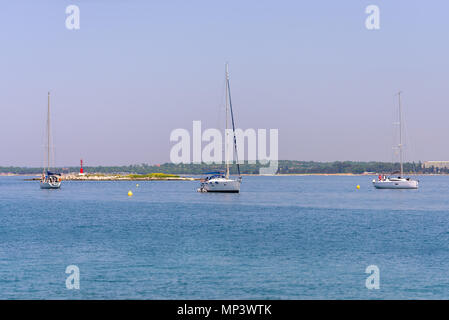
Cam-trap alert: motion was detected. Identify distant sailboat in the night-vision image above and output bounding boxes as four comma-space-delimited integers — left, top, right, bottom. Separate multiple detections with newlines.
373, 92, 418, 189
40, 92, 62, 189
198, 64, 242, 193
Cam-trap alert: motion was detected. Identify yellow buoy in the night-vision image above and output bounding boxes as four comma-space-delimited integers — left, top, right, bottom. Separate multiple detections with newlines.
128, 190, 133, 197
356, 185, 360, 189
136, 184, 139, 187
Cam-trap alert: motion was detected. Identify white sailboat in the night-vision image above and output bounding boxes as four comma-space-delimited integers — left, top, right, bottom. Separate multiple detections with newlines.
198, 64, 242, 193
40, 92, 62, 189
373, 92, 418, 189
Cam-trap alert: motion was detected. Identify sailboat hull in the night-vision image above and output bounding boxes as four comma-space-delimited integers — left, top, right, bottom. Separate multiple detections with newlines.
40, 174, 62, 189
40, 181, 61, 189
373, 179, 418, 189
199, 178, 241, 193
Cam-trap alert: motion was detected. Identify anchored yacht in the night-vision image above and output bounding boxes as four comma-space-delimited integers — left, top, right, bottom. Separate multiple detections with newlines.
40, 92, 62, 189
198, 64, 242, 193
373, 92, 418, 190
199, 172, 241, 193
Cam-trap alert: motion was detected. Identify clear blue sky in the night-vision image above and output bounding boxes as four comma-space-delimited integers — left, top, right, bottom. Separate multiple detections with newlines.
1, 0, 448, 166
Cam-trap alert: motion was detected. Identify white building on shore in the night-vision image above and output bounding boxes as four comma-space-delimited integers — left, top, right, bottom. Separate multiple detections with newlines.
423, 161, 449, 169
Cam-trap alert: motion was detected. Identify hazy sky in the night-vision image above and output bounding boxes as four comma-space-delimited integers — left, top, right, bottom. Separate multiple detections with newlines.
1, 0, 448, 166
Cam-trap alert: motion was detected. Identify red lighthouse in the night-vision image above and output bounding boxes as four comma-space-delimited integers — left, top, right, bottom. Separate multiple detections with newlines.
80, 159, 84, 175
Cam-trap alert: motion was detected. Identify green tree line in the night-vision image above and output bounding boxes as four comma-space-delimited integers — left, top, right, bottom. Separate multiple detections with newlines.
0, 160, 444, 175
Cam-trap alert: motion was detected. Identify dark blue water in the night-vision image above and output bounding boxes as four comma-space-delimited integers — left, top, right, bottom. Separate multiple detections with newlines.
1, 175, 449, 299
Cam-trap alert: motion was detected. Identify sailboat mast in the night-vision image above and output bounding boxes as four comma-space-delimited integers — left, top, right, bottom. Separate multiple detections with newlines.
398, 91, 403, 177
225, 64, 230, 178
47, 92, 50, 172
226, 64, 241, 178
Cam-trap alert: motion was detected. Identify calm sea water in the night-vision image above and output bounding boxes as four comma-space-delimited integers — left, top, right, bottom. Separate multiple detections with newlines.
1, 175, 449, 299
